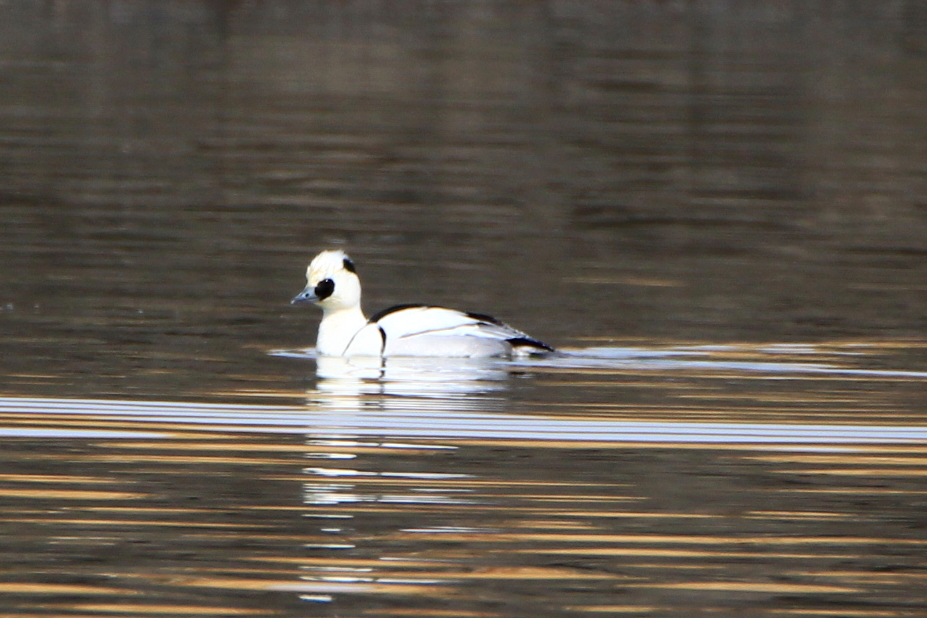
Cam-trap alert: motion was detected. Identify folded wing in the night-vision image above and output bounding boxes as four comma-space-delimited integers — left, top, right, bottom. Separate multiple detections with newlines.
367, 305, 552, 357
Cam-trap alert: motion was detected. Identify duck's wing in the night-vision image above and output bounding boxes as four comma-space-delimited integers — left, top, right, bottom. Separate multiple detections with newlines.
372, 305, 519, 341
371, 305, 553, 356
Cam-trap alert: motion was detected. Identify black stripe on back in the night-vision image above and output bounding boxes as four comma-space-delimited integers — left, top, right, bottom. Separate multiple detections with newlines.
464, 311, 503, 326
368, 303, 428, 324
506, 336, 555, 352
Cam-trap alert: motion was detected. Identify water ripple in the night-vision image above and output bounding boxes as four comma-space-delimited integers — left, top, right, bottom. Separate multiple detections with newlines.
2, 396, 925, 446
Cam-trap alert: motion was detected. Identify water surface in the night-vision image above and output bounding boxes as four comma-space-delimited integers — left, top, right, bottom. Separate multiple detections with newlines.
2, 2, 927, 616
3, 345, 927, 616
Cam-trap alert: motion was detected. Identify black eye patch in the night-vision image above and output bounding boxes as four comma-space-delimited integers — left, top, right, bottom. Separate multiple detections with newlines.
342, 257, 356, 273
314, 278, 335, 300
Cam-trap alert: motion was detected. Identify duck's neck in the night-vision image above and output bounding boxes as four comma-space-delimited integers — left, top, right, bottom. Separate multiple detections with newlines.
316, 306, 367, 356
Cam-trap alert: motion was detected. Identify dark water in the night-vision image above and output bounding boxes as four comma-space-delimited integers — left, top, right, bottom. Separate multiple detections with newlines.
2, 2, 927, 616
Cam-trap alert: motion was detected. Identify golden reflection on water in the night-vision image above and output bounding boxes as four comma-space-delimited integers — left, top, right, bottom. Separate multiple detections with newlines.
1, 343, 926, 616
0, 489, 148, 500
62, 605, 274, 616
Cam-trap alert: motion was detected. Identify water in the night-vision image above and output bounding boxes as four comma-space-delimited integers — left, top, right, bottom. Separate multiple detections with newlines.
2, 2, 927, 616
2, 347, 926, 616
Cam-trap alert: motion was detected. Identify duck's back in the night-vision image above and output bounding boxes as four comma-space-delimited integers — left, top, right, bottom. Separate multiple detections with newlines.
344, 305, 552, 358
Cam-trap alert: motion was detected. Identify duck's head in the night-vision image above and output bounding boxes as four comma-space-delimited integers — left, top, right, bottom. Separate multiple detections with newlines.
291, 250, 361, 312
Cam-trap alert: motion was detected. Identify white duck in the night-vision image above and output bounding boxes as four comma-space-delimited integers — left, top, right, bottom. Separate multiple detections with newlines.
291, 250, 554, 358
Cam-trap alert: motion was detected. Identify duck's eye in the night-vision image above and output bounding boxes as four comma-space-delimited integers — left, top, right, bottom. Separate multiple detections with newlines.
314, 278, 335, 300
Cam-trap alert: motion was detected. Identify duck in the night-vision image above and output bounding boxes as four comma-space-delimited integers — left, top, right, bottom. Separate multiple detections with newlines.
291, 250, 554, 358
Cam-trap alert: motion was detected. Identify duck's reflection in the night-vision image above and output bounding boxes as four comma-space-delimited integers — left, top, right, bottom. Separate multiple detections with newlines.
312, 355, 511, 402
300, 356, 497, 599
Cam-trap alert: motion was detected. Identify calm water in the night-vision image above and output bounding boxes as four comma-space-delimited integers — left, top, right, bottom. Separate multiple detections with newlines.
2, 2, 927, 616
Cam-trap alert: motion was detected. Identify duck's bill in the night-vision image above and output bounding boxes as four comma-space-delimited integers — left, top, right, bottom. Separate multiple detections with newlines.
291, 288, 319, 304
